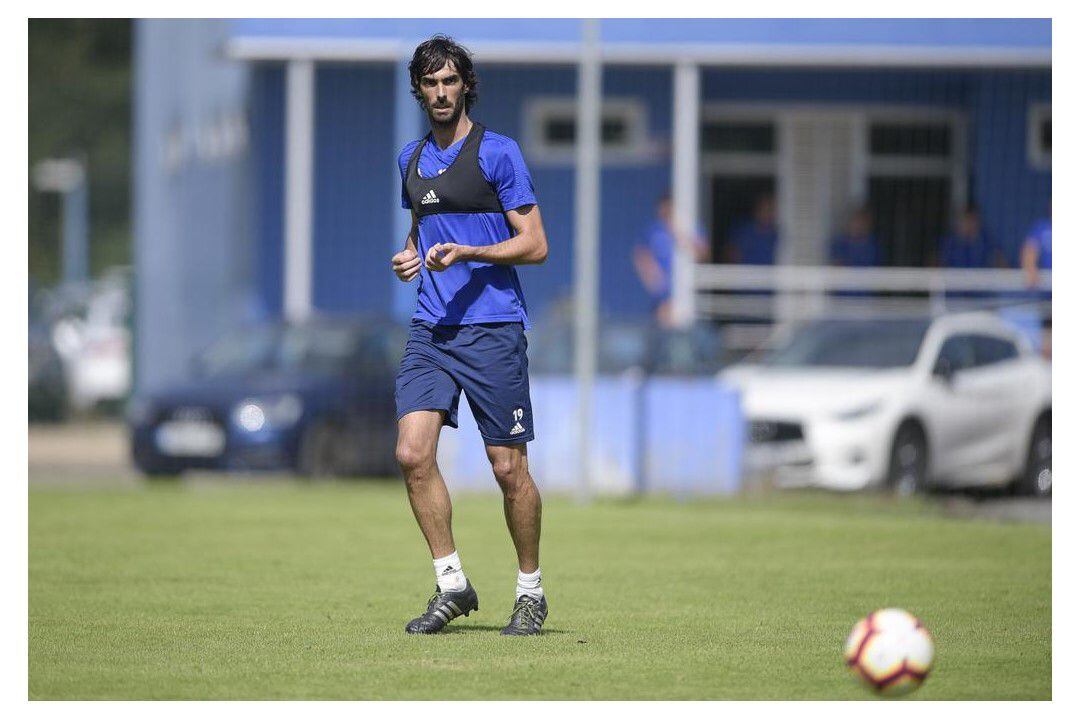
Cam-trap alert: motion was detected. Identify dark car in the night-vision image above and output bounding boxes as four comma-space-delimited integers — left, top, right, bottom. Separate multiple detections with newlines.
29, 320, 68, 422
128, 317, 406, 477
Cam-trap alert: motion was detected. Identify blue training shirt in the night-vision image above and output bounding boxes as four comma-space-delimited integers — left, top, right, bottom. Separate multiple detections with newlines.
398, 128, 536, 327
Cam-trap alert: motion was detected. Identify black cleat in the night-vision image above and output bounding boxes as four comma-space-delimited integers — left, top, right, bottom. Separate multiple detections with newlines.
501, 594, 548, 636
404, 581, 479, 634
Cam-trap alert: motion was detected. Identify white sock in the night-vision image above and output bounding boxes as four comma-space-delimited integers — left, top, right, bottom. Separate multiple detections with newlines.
433, 551, 467, 592
516, 568, 544, 600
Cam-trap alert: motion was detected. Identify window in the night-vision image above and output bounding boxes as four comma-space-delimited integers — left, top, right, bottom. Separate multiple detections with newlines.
866, 113, 965, 266
935, 335, 977, 374
1028, 104, 1051, 170
868, 176, 952, 266
700, 110, 779, 264
972, 335, 1019, 367
870, 123, 952, 158
541, 116, 630, 146
524, 98, 649, 163
701, 121, 775, 154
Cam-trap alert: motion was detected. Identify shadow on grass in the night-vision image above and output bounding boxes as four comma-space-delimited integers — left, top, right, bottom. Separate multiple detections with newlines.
441, 624, 572, 636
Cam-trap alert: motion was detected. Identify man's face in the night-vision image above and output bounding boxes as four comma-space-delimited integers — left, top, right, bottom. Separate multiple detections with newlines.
959, 212, 980, 238
419, 61, 467, 127
657, 199, 672, 223
849, 211, 871, 237
755, 197, 776, 226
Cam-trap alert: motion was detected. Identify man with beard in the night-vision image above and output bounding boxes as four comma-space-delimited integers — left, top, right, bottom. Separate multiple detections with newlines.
390, 35, 550, 636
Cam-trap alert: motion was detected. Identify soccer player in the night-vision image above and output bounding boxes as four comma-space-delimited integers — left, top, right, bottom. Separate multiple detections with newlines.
390, 36, 550, 636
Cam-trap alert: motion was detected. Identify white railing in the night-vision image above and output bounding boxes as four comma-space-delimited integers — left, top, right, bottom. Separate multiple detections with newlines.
693, 264, 1051, 352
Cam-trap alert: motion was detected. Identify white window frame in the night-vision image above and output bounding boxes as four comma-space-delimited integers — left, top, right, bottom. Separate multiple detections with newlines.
700, 105, 780, 177
1027, 103, 1051, 171
863, 107, 969, 224
699, 105, 781, 246
522, 96, 652, 166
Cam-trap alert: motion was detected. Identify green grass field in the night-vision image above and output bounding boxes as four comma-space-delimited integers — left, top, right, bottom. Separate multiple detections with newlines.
29, 481, 1050, 699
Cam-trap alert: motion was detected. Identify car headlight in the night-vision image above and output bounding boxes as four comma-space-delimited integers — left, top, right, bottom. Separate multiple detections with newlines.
232, 394, 303, 432
834, 401, 883, 422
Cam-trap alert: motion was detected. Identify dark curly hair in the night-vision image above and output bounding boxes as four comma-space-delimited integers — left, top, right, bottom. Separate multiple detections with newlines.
408, 35, 478, 112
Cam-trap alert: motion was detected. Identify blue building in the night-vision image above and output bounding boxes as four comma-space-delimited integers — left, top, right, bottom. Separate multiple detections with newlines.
133, 19, 1051, 391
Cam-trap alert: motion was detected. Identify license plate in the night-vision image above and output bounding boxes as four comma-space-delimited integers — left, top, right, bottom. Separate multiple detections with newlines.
155, 421, 225, 457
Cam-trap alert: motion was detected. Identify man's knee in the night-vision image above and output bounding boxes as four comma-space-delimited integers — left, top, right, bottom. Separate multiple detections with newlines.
491, 452, 530, 494
396, 441, 435, 477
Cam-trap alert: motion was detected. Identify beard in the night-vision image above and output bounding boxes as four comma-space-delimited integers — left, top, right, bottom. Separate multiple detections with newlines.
426, 97, 465, 129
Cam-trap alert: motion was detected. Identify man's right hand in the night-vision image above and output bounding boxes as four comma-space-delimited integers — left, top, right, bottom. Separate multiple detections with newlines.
392, 247, 422, 282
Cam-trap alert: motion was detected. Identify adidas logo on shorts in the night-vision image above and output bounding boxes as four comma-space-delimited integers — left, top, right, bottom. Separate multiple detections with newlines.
509, 408, 525, 435
421, 189, 440, 205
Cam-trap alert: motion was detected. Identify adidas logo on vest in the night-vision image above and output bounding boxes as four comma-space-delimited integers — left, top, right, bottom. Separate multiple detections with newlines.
421, 189, 440, 205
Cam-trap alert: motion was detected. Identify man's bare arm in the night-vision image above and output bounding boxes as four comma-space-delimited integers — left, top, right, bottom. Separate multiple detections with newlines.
425, 204, 548, 271
472, 204, 548, 265
1021, 239, 1040, 288
632, 245, 664, 293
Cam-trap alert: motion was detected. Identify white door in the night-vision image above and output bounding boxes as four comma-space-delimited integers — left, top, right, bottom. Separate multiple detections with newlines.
923, 334, 1016, 485
958, 335, 1031, 482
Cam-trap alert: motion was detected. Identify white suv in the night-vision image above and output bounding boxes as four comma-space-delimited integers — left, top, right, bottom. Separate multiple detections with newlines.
722, 313, 1051, 495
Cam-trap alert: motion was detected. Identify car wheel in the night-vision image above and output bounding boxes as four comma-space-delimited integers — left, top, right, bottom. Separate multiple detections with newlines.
886, 423, 928, 497
298, 422, 347, 478
1017, 416, 1051, 497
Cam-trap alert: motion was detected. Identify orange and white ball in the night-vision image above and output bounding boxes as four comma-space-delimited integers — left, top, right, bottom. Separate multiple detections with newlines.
845, 608, 934, 696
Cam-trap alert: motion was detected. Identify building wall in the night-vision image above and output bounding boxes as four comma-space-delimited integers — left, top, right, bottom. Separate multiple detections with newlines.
133, 20, 254, 392
312, 64, 396, 314
970, 70, 1051, 262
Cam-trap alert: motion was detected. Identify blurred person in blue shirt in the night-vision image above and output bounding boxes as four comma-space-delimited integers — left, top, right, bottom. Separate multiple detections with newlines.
725, 193, 779, 265
1021, 205, 1052, 360
830, 206, 880, 267
1022, 208, 1052, 285
632, 192, 709, 328
936, 205, 992, 268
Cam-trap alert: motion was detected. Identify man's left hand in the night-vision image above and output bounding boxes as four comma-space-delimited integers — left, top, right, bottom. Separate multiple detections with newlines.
425, 243, 471, 271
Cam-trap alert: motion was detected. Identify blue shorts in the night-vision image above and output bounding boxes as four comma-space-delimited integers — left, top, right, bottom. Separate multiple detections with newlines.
395, 319, 534, 445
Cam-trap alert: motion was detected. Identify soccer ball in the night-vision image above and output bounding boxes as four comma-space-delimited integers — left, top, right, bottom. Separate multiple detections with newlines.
844, 608, 934, 696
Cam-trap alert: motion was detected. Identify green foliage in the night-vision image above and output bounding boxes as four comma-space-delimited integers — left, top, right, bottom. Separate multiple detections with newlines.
28, 19, 131, 285
29, 484, 1050, 699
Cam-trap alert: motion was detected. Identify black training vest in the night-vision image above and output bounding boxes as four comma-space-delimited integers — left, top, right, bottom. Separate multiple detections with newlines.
404, 122, 505, 217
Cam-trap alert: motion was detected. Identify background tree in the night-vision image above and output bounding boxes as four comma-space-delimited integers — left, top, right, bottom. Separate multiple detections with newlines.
29, 19, 131, 286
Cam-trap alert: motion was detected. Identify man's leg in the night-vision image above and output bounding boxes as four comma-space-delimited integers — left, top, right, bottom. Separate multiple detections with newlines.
396, 409, 455, 558
487, 442, 548, 636
486, 443, 541, 573
397, 409, 478, 634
